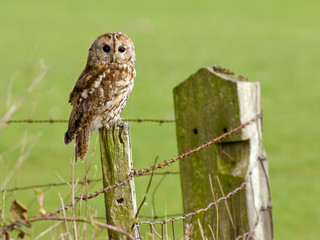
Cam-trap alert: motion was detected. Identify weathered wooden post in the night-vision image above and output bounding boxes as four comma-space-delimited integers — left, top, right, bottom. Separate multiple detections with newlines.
99, 122, 137, 239
174, 66, 273, 240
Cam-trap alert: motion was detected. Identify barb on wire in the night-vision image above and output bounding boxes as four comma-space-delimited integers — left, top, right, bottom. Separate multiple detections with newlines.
3, 118, 174, 125
139, 213, 183, 220
46, 114, 261, 217
126, 118, 175, 123
143, 171, 180, 176
235, 232, 250, 240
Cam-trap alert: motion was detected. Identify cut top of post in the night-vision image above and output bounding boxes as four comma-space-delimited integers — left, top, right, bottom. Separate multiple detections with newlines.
174, 65, 261, 145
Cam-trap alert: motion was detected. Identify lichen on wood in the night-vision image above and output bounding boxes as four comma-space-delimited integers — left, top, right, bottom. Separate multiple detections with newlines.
174, 65, 272, 240
99, 122, 136, 239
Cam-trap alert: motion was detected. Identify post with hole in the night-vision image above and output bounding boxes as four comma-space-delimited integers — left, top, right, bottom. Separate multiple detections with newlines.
174, 65, 273, 240
99, 122, 137, 239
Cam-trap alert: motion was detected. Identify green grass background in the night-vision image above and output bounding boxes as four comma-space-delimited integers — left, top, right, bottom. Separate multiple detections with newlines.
1, 0, 320, 239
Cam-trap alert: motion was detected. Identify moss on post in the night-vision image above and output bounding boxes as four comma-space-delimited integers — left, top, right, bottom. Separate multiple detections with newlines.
99, 122, 136, 239
174, 65, 272, 240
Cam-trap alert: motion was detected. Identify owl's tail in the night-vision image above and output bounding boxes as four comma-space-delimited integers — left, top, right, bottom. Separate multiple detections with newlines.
64, 128, 90, 161
64, 129, 74, 145
74, 128, 90, 161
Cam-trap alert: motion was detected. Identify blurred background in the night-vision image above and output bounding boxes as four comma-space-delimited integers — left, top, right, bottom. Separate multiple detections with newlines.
0, 0, 319, 239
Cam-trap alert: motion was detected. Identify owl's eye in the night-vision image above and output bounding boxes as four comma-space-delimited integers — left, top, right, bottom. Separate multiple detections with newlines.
102, 45, 111, 53
118, 47, 126, 53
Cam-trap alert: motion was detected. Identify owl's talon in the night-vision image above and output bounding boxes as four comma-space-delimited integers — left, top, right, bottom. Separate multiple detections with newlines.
115, 118, 127, 127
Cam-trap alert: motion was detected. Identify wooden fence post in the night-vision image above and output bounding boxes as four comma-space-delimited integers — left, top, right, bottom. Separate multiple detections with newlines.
174, 66, 273, 240
99, 122, 137, 239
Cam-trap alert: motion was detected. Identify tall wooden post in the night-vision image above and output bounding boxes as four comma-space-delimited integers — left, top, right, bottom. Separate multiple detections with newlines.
99, 122, 137, 239
174, 66, 273, 240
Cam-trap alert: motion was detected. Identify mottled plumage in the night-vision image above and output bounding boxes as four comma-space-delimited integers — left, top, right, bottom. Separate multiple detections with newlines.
64, 32, 136, 161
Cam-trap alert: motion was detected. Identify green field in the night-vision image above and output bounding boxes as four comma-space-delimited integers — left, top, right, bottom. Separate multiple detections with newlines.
1, 0, 320, 239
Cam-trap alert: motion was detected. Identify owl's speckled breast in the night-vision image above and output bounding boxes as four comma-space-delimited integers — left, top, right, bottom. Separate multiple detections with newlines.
90, 63, 135, 131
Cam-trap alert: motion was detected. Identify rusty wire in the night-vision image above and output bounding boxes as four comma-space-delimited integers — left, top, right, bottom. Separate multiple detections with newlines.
46, 173, 134, 216
133, 149, 267, 240
0, 171, 179, 193
46, 114, 261, 216
2, 118, 174, 124
1, 113, 263, 239
133, 114, 261, 176
0, 179, 101, 193
133, 181, 246, 228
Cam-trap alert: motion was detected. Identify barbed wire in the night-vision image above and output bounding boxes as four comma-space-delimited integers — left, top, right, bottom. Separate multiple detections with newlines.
132, 150, 268, 240
132, 151, 269, 240
3, 119, 67, 124
1, 113, 263, 239
0, 179, 101, 193
138, 213, 183, 220
2, 118, 175, 124
132, 113, 261, 176
133, 181, 246, 228
46, 173, 133, 216
0, 171, 180, 193
126, 119, 175, 123
2, 182, 249, 239
46, 114, 261, 216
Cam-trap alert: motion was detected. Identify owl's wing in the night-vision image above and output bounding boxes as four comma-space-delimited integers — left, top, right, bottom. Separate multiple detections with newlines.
68, 64, 107, 106
65, 64, 109, 147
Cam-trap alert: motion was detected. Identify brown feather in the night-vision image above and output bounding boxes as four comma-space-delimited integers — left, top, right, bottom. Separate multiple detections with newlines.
69, 64, 107, 106
75, 127, 90, 161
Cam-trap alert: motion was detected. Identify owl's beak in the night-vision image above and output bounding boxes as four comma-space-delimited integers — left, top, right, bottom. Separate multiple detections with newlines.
112, 55, 116, 62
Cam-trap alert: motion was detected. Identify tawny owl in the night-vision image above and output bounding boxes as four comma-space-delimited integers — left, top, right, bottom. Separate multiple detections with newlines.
64, 32, 136, 161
